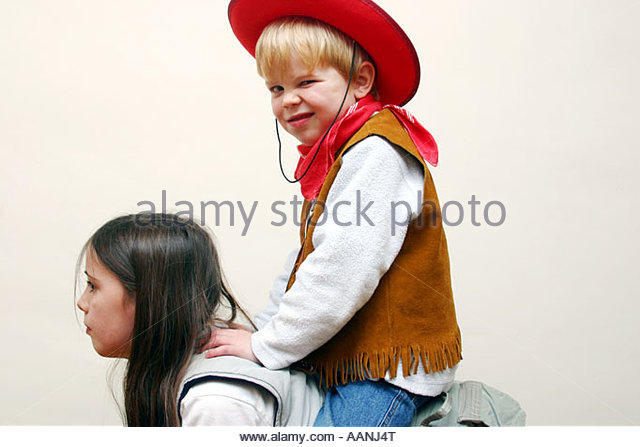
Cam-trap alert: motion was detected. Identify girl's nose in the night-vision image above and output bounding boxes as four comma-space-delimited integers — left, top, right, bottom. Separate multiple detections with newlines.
77, 292, 88, 313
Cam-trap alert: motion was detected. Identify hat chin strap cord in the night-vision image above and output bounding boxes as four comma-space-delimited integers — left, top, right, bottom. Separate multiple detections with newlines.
276, 40, 358, 184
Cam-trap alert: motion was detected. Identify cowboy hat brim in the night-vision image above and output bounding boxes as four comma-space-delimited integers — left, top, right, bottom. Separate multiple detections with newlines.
228, 0, 420, 106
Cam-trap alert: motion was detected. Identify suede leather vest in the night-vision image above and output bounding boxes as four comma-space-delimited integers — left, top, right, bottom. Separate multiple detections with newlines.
287, 109, 462, 389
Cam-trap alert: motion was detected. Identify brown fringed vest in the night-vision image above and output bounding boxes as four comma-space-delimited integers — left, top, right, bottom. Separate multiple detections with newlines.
287, 109, 462, 389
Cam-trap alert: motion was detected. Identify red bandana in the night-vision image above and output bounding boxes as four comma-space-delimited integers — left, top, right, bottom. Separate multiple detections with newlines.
294, 94, 439, 200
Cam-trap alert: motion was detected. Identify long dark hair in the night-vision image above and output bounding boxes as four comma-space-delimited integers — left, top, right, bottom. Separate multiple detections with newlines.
79, 213, 251, 426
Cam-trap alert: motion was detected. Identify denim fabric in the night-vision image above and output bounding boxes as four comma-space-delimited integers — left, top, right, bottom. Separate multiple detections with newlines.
313, 380, 432, 427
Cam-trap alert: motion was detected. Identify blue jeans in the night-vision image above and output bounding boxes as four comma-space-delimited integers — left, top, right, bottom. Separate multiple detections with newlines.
313, 380, 432, 427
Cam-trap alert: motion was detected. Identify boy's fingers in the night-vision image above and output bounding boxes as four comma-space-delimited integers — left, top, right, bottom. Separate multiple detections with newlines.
200, 328, 247, 350
203, 341, 247, 359
201, 329, 257, 363
204, 346, 231, 359
199, 329, 228, 352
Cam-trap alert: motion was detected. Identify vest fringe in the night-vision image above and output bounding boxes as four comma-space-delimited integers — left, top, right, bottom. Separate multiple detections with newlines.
358, 353, 366, 381
312, 336, 463, 389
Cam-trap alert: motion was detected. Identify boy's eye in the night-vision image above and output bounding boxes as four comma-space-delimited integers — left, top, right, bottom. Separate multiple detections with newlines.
300, 80, 316, 87
86, 281, 96, 292
269, 85, 284, 94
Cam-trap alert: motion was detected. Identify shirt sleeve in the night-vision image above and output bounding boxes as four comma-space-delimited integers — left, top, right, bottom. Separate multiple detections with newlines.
180, 379, 276, 426
251, 135, 424, 370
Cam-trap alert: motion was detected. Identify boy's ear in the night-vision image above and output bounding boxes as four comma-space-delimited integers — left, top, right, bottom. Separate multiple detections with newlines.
352, 61, 376, 100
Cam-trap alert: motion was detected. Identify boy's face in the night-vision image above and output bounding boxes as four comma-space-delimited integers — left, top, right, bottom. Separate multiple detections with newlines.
265, 57, 357, 146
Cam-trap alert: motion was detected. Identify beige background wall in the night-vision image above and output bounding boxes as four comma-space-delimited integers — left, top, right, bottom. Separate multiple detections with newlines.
1, 0, 638, 425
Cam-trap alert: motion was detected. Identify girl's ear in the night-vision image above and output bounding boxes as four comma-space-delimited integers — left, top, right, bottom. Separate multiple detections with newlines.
352, 61, 376, 100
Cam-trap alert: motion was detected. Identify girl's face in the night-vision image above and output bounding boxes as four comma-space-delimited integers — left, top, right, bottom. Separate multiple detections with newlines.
77, 249, 135, 358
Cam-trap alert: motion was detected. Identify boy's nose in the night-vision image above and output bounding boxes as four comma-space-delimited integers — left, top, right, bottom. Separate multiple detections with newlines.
282, 90, 301, 107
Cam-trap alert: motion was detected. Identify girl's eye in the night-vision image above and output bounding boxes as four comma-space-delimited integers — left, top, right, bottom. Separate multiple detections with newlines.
269, 85, 283, 94
86, 281, 96, 292
300, 80, 316, 87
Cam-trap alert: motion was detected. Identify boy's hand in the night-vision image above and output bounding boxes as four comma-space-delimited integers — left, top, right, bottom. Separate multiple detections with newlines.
201, 327, 260, 364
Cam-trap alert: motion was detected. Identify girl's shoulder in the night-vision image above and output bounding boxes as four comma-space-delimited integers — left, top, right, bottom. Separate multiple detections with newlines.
180, 377, 275, 426
179, 354, 323, 427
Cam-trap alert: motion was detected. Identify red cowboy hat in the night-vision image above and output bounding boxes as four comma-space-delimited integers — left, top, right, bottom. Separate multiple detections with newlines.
228, 0, 420, 106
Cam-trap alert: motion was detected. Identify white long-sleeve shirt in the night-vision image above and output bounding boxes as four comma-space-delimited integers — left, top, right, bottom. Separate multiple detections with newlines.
253, 135, 457, 396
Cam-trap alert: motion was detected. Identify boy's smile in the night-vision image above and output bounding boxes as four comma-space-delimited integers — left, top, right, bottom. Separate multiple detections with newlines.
266, 57, 358, 147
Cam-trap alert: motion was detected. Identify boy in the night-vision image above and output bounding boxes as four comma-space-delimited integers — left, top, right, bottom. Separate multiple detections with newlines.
205, 0, 462, 427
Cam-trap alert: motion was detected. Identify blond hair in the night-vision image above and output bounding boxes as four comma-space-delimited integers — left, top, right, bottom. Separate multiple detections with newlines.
256, 17, 375, 88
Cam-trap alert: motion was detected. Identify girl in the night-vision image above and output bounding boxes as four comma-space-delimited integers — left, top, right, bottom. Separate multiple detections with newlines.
76, 213, 323, 426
